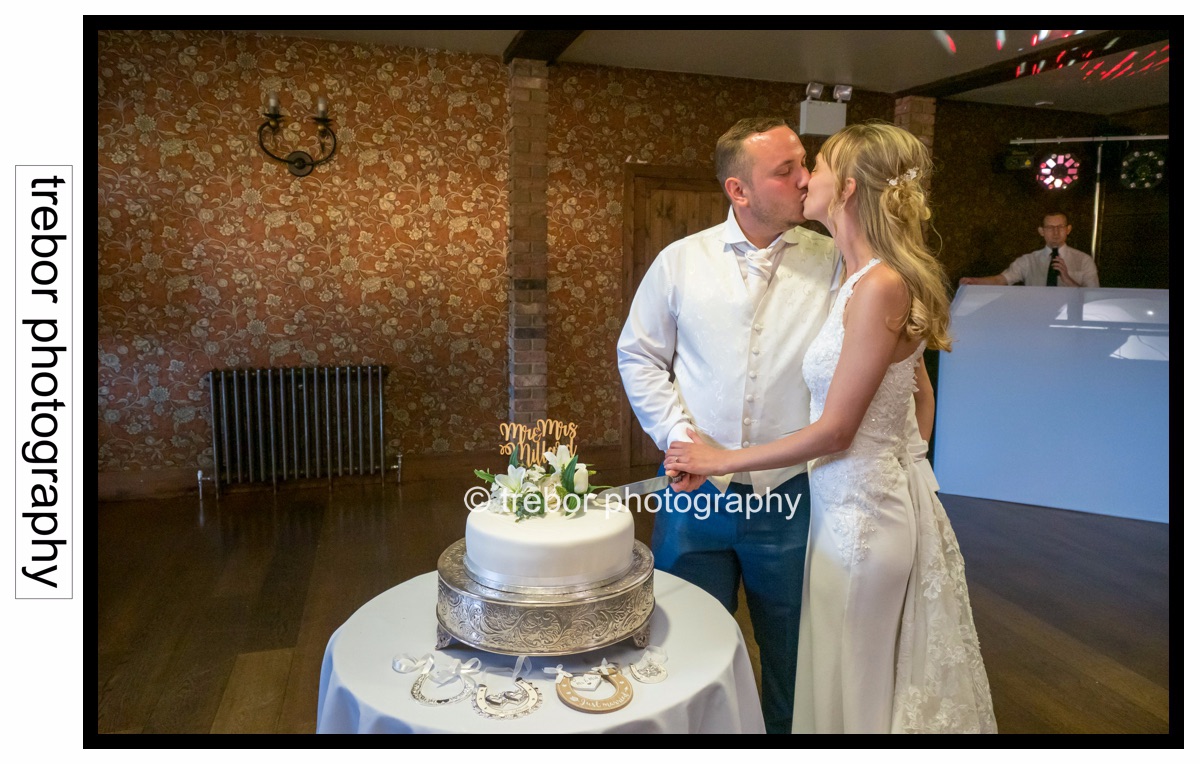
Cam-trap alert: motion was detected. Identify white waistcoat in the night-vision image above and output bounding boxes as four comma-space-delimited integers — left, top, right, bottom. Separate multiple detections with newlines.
619, 220, 838, 494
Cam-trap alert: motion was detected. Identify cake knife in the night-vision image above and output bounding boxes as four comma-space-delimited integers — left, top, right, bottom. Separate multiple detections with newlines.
593, 473, 683, 500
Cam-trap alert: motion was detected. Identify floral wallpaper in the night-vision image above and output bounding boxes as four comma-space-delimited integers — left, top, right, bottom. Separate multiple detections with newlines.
98, 30, 510, 472
99, 29, 900, 479
544, 64, 894, 443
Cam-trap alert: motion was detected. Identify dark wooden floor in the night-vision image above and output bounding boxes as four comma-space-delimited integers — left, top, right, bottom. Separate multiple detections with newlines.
97, 472, 1170, 734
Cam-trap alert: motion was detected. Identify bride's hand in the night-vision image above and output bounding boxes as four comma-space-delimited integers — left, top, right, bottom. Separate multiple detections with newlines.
665, 429, 727, 477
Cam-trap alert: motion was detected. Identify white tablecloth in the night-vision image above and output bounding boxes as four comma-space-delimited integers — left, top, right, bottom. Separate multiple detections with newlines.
317, 570, 765, 733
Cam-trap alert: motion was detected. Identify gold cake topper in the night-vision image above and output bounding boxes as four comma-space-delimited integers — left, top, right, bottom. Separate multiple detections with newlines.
499, 419, 578, 466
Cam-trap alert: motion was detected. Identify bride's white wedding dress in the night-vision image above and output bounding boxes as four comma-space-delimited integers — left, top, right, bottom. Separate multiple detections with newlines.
792, 259, 997, 734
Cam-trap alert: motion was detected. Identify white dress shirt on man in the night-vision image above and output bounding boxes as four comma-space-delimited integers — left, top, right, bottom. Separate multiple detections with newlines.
1001, 244, 1099, 287
618, 208, 839, 494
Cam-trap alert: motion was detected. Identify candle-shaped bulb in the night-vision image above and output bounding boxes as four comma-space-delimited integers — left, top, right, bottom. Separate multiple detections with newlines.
267, 91, 280, 114
317, 96, 328, 118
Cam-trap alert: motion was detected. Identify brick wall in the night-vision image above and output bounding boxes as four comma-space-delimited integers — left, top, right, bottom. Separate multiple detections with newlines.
895, 95, 936, 148
507, 59, 549, 425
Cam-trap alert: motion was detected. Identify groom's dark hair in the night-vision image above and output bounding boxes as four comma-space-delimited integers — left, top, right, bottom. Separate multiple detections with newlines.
715, 116, 789, 197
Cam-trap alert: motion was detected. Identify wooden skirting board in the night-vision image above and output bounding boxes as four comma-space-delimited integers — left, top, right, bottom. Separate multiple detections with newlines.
99, 445, 627, 501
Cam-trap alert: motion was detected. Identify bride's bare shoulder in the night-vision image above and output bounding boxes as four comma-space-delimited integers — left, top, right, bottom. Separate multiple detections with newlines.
851, 263, 909, 314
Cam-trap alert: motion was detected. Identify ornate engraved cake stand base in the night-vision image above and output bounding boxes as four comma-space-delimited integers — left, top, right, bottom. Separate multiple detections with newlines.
435, 538, 655, 657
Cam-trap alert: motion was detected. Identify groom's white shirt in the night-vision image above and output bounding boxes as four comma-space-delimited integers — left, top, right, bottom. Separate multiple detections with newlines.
618, 208, 839, 494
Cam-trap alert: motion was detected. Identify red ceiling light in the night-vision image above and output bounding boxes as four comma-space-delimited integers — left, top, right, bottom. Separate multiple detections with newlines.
1039, 153, 1081, 190
933, 30, 957, 54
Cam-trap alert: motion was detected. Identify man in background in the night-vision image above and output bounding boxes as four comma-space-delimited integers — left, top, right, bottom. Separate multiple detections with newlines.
960, 212, 1099, 287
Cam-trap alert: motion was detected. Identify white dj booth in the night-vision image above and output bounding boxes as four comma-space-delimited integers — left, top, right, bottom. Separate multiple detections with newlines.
932, 286, 1169, 524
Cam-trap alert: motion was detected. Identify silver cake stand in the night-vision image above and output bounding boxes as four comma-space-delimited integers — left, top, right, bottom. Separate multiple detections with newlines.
435, 538, 655, 656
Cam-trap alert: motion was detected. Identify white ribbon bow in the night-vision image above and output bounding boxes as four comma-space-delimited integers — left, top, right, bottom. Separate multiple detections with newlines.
591, 657, 617, 675
543, 663, 573, 681
391, 653, 435, 674
430, 657, 482, 687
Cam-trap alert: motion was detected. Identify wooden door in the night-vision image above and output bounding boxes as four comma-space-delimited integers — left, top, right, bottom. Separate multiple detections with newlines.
622, 165, 728, 469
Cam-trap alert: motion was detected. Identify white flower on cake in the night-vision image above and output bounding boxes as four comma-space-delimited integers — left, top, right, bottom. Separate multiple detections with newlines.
474, 445, 602, 522
543, 445, 574, 475
492, 465, 528, 500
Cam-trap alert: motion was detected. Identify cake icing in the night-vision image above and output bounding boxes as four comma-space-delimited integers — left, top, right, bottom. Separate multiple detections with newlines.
465, 507, 634, 590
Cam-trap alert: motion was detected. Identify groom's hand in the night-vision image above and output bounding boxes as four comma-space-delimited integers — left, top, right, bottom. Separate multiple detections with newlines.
665, 468, 706, 493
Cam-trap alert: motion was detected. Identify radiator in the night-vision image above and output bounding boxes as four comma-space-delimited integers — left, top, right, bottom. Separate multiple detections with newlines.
204, 365, 389, 497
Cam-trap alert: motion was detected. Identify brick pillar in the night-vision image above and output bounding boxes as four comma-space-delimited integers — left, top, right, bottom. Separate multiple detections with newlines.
894, 95, 936, 149
507, 59, 549, 426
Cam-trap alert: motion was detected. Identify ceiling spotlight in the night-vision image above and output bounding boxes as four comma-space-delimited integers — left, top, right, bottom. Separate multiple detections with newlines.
1038, 152, 1081, 190
805, 82, 826, 100
832, 84, 853, 102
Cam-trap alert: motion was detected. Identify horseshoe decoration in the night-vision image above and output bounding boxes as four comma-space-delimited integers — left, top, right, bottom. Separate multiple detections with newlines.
628, 646, 668, 684
471, 678, 542, 720
556, 664, 634, 713
410, 672, 475, 707
628, 659, 667, 684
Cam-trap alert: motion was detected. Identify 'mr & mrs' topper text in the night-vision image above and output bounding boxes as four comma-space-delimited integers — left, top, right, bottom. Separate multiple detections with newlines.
475, 420, 594, 521
499, 419, 578, 468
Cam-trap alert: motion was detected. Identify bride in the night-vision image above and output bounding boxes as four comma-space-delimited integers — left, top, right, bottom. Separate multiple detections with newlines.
665, 122, 997, 734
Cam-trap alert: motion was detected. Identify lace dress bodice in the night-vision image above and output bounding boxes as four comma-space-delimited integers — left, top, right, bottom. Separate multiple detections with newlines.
801, 259, 925, 566
803, 258, 925, 461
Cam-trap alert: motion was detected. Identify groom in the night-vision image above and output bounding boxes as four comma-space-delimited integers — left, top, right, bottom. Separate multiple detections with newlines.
617, 117, 839, 733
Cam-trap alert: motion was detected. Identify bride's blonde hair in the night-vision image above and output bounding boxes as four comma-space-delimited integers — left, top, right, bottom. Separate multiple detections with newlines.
821, 122, 952, 351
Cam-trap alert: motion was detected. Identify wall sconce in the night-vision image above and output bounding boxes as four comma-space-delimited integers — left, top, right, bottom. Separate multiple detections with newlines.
799, 82, 849, 137
258, 91, 338, 177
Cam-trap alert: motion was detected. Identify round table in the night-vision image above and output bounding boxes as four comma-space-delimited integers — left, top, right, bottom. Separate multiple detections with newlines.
317, 570, 765, 733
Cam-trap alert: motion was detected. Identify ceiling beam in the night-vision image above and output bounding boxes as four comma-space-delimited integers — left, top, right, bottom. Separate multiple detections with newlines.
503, 30, 584, 64
898, 29, 1171, 99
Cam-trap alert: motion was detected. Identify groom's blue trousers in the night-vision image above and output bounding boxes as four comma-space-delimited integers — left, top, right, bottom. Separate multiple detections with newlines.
650, 469, 810, 735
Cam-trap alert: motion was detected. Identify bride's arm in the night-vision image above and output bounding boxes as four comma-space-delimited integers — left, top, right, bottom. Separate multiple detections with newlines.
666, 268, 911, 476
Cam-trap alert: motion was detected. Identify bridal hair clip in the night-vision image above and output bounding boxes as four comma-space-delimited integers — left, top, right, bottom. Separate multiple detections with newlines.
888, 167, 919, 186
629, 645, 669, 684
